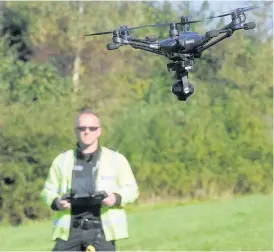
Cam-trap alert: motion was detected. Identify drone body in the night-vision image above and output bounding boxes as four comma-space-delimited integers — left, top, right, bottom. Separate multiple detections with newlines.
85, 4, 264, 101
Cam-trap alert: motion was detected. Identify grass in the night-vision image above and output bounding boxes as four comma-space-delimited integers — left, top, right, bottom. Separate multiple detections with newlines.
0, 194, 272, 251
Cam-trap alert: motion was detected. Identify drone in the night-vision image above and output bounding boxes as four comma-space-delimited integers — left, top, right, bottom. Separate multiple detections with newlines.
84, 4, 264, 101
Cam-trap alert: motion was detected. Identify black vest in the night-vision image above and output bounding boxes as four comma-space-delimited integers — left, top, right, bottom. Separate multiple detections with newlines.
70, 144, 101, 220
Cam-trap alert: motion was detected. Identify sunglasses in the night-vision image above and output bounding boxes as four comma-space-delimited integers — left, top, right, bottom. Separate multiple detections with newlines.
76, 126, 100, 132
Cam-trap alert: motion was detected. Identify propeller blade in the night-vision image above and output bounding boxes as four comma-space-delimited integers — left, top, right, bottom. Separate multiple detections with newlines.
84, 31, 113, 36
176, 20, 205, 25
124, 20, 203, 31
84, 4, 270, 37
173, 4, 261, 26
238, 1, 273, 13
240, 5, 260, 12
190, 9, 236, 21
188, 4, 262, 22
128, 23, 173, 30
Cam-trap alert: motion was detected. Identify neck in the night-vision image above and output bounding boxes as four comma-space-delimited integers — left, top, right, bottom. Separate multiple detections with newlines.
79, 141, 99, 154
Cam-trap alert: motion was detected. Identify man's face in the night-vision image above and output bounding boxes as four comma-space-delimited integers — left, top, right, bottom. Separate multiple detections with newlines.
75, 113, 101, 146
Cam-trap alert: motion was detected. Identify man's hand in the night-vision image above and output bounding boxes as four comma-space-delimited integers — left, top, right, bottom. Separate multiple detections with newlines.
57, 199, 71, 210
102, 192, 116, 207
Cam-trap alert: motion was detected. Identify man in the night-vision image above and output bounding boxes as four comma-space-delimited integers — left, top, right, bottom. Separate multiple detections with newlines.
41, 108, 139, 251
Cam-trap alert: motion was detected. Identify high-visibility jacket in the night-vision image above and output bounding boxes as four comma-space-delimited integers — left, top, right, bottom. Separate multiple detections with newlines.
40, 146, 139, 241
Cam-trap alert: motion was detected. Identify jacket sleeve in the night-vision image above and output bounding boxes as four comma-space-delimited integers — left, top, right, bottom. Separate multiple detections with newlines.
40, 155, 62, 207
114, 153, 139, 207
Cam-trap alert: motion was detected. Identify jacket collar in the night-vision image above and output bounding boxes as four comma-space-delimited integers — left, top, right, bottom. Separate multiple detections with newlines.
75, 142, 101, 163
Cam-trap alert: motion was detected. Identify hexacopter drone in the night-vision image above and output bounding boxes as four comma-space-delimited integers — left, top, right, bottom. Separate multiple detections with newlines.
85, 4, 264, 101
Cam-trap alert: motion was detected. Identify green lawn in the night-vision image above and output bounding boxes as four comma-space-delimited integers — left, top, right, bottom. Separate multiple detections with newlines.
0, 194, 272, 251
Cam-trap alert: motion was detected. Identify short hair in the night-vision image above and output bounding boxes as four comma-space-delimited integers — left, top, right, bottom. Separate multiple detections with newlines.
75, 107, 100, 127
78, 107, 97, 116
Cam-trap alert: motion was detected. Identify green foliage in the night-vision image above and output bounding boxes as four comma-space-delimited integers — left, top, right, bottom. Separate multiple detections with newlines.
0, 36, 72, 105
0, 1, 272, 225
102, 75, 272, 200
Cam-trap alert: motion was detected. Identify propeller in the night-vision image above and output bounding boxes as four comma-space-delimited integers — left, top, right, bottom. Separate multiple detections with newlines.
176, 4, 264, 24
86, 31, 115, 36
84, 20, 201, 37
198, 4, 261, 20
84, 4, 268, 37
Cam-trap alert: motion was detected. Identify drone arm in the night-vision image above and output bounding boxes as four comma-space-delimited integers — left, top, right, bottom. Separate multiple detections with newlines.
194, 28, 233, 55
220, 22, 233, 31
195, 19, 256, 55
130, 45, 164, 56
128, 41, 164, 56
130, 37, 157, 44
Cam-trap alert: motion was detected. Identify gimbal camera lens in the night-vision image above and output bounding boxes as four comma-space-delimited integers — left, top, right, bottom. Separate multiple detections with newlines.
171, 81, 194, 101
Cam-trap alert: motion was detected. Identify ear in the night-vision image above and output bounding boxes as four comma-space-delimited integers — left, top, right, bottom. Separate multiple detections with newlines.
74, 128, 78, 137
97, 127, 102, 137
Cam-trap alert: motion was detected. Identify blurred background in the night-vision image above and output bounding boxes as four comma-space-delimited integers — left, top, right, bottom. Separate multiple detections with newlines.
0, 0, 273, 250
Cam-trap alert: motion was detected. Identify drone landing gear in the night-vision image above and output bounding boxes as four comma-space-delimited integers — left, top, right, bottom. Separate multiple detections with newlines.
169, 62, 194, 101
